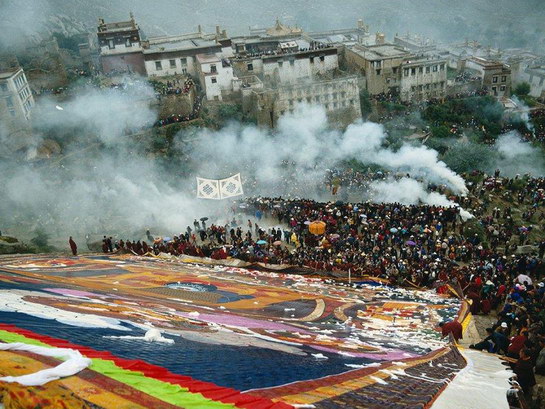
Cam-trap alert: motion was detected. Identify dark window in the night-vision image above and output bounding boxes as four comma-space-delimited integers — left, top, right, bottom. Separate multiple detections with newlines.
376, 69, 381, 75
440, 64, 445, 70
433, 65, 438, 72
419, 67, 423, 73
493, 76, 498, 83
501, 76, 506, 82
393, 67, 398, 74
170, 59, 176, 68
310, 57, 315, 64
210, 64, 217, 73
411, 68, 416, 75
180, 58, 187, 66
247, 63, 253, 71
290, 60, 295, 66
426, 66, 430, 73
320, 55, 325, 62
155, 61, 162, 70
211, 77, 217, 84
278, 61, 283, 67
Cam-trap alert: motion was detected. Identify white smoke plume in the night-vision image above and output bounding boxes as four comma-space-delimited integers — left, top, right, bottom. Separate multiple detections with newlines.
493, 131, 545, 177
1, 93, 471, 246
191, 104, 468, 196
369, 178, 473, 220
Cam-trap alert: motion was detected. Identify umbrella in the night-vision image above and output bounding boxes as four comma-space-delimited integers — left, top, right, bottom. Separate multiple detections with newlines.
406, 240, 417, 246
390, 227, 398, 233
335, 200, 344, 206
330, 233, 340, 239
309, 221, 326, 235
273, 204, 281, 208
273, 240, 282, 246
256, 240, 267, 245
163, 237, 172, 242
239, 204, 247, 208
200, 217, 209, 221
304, 221, 311, 225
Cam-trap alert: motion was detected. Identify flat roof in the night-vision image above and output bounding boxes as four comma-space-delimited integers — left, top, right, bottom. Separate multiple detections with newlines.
0, 68, 21, 80
350, 44, 408, 60
145, 37, 217, 54
99, 21, 137, 33
196, 53, 221, 64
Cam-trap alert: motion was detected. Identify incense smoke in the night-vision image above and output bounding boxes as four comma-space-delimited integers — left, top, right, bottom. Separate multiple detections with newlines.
1, 88, 471, 245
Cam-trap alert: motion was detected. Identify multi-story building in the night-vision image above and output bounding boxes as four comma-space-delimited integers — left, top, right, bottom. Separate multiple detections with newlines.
0, 56, 35, 129
97, 13, 146, 75
466, 57, 511, 97
196, 53, 235, 101
345, 43, 408, 96
399, 56, 447, 101
143, 26, 233, 78
231, 40, 339, 86
248, 75, 361, 127
345, 43, 448, 101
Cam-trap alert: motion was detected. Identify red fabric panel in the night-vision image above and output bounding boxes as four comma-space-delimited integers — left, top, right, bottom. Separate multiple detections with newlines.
0, 324, 292, 409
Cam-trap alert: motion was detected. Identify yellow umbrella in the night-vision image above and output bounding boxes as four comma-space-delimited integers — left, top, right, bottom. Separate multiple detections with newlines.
309, 221, 326, 235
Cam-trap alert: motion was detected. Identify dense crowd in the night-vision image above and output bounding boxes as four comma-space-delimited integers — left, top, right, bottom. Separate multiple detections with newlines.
94, 169, 545, 403
154, 77, 195, 97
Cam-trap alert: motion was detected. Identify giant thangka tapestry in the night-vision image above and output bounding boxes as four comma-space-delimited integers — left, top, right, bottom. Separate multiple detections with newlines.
197, 173, 243, 200
0, 254, 469, 409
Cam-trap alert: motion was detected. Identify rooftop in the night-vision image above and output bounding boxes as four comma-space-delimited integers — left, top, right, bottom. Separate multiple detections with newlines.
0, 69, 21, 80
469, 56, 506, 68
196, 53, 221, 64
145, 37, 218, 54
266, 18, 303, 37
98, 15, 138, 33
350, 44, 409, 60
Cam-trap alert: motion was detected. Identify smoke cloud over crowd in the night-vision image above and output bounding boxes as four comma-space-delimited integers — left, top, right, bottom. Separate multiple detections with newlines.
2, 82, 543, 245
1, 84, 474, 243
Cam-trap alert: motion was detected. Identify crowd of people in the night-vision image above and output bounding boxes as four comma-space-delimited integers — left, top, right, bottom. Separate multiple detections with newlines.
153, 77, 195, 97
80, 168, 545, 403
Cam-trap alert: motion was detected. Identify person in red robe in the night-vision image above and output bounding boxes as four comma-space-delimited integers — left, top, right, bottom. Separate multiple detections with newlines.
439, 320, 463, 341
68, 236, 77, 256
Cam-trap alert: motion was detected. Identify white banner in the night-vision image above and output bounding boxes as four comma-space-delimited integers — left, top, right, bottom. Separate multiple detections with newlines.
220, 173, 244, 199
197, 174, 243, 200
196, 177, 221, 200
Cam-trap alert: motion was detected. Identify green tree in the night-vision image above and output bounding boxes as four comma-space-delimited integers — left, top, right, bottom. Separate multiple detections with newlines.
514, 82, 531, 97
442, 142, 496, 173
218, 104, 243, 123
430, 125, 451, 139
